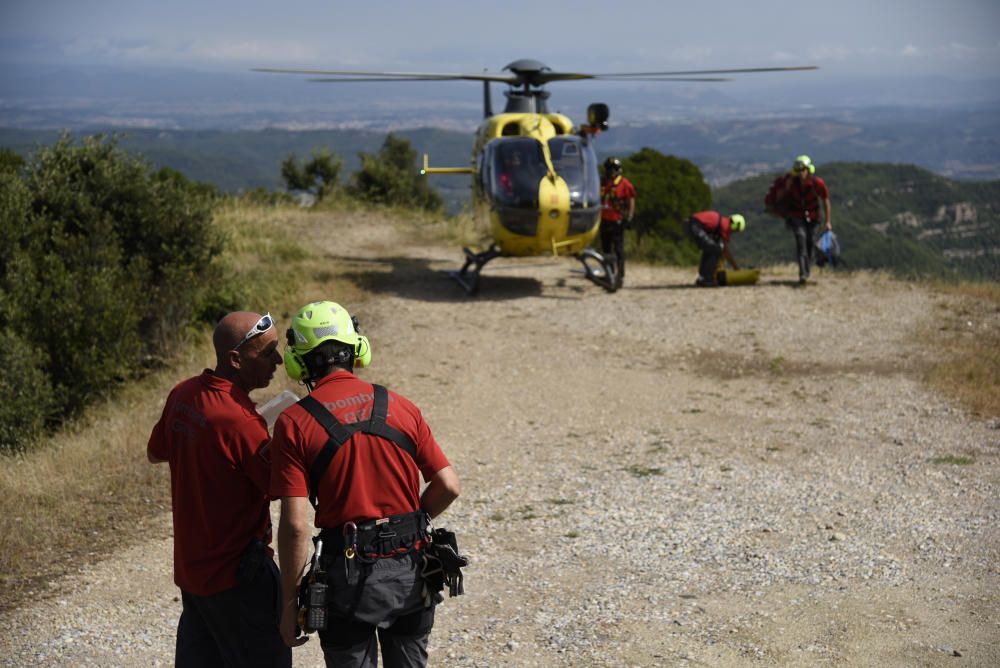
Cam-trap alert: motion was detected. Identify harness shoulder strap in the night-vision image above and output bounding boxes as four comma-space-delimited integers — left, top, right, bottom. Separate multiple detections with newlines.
298, 395, 357, 508
364, 385, 418, 461
298, 386, 418, 508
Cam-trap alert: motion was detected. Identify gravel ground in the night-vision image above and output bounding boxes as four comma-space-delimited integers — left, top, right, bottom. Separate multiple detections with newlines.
2, 214, 998, 667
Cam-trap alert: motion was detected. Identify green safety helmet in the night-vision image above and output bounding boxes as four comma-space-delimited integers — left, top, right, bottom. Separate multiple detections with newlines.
793, 154, 816, 174
284, 301, 371, 382
730, 214, 746, 233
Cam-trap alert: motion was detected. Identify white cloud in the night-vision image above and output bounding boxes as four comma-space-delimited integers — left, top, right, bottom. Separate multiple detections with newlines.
769, 50, 798, 63
192, 40, 319, 64
807, 45, 853, 61
901, 44, 919, 57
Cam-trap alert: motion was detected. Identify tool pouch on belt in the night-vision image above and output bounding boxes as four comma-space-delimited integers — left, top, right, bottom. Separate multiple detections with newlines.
423, 527, 469, 600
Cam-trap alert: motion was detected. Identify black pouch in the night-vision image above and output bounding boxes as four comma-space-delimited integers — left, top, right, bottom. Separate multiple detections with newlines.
236, 538, 266, 585
425, 528, 469, 598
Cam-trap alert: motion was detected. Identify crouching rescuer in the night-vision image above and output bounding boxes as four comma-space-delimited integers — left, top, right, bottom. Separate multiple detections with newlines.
269, 301, 464, 667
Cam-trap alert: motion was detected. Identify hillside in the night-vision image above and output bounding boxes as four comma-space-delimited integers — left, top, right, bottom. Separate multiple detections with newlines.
0, 127, 475, 210
714, 163, 1000, 281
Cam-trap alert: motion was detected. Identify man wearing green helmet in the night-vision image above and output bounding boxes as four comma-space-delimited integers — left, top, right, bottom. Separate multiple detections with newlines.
269, 301, 460, 667
684, 210, 746, 287
764, 154, 832, 284
147, 311, 290, 667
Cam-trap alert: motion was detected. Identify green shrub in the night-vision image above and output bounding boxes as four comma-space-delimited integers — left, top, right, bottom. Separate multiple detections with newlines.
0, 134, 223, 450
0, 329, 56, 453
350, 134, 443, 212
281, 147, 342, 201
621, 148, 711, 265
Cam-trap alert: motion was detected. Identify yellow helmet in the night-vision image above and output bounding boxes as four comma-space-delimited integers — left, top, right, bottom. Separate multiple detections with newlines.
793, 155, 816, 175
284, 301, 371, 381
730, 214, 746, 233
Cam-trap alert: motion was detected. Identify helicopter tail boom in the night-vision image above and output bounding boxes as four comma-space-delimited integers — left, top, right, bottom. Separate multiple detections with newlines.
420, 154, 475, 176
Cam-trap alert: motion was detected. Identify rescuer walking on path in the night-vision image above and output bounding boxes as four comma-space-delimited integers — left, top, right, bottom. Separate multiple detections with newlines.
147, 311, 290, 668
684, 211, 746, 287
270, 301, 460, 667
765, 154, 832, 284
599, 157, 637, 288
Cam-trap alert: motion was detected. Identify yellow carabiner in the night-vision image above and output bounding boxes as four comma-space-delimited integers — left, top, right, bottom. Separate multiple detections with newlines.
344, 547, 356, 559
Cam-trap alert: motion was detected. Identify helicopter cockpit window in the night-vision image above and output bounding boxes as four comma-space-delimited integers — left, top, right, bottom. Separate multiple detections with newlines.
487, 138, 548, 209
548, 136, 600, 209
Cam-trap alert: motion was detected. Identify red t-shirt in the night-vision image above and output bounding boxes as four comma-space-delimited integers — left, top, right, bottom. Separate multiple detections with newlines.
600, 176, 636, 222
147, 371, 273, 596
269, 370, 450, 529
691, 210, 733, 243
765, 174, 829, 222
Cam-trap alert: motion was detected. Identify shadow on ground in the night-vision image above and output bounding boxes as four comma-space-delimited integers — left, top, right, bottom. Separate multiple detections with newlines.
323, 253, 545, 302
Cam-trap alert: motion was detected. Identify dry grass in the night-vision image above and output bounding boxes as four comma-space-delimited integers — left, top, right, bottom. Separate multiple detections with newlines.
923, 280, 1000, 418
0, 346, 204, 610
0, 199, 369, 611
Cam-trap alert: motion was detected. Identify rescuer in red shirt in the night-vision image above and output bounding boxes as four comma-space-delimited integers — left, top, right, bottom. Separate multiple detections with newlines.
599, 157, 637, 288
147, 311, 289, 667
270, 301, 460, 667
684, 211, 747, 287
765, 154, 832, 284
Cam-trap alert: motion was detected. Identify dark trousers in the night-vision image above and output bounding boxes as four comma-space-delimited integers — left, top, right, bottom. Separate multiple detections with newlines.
787, 218, 818, 280
599, 218, 626, 281
319, 551, 434, 668
319, 604, 434, 668
176, 558, 290, 668
684, 218, 722, 282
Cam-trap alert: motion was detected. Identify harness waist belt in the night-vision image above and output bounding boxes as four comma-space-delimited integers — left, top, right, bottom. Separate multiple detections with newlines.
319, 511, 430, 558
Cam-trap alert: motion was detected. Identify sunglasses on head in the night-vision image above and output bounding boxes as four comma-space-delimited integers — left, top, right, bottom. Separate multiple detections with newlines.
233, 313, 273, 350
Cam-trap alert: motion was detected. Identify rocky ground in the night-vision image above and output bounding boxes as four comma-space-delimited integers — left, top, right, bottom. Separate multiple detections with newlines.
2, 212, 998, 667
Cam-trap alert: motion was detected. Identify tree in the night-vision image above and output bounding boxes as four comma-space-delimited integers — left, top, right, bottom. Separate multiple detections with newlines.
350, 134, 443, 212
622, 148, 711, 265
280, 147, 342, 201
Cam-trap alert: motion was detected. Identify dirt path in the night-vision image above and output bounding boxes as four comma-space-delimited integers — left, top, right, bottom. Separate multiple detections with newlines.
2, 212, 998, 667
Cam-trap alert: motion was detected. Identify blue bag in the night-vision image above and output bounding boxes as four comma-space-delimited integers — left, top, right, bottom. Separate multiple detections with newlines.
815, 230, 841, 267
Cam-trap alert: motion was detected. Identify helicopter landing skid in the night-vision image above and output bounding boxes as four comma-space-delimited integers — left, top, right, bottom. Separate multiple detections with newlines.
449, 245, 502, 295
576, 248, 620, 293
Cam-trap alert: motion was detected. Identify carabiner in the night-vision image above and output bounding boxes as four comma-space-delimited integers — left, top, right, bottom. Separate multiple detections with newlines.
343, 521, 358, 559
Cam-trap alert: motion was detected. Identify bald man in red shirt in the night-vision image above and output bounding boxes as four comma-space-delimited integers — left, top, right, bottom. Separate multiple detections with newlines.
148, 311, 289, 668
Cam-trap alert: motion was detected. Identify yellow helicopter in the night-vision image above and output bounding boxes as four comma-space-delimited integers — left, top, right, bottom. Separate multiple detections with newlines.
256, 59, 816, 293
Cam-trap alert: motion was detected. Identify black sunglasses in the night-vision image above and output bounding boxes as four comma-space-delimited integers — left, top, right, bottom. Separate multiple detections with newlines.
233, 313, 273, 350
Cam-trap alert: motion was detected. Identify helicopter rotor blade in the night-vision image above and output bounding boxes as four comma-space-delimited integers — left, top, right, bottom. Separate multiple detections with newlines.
308, 77, 465, 82
567, 76, 732, 83
254, 64, 818, 88
586, 65, 819, 77
253, 67, 520, 84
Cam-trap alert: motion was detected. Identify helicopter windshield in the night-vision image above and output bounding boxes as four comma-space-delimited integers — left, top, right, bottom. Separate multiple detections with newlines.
548, 136, 600, 209
549, 136, 601, 234
486, 138, 548, 209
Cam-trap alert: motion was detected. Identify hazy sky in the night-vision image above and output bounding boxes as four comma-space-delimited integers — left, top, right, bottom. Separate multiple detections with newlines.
3, 0, 999, 79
